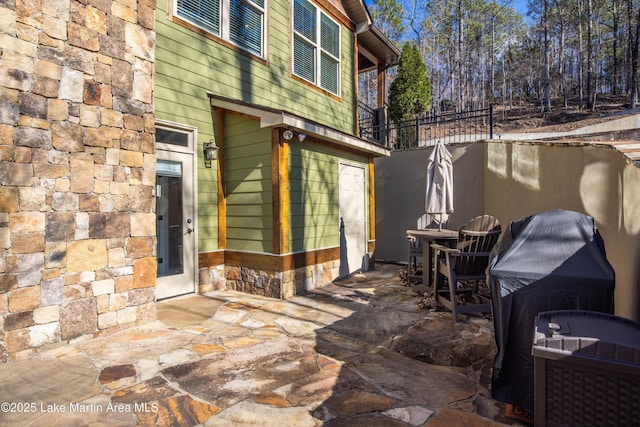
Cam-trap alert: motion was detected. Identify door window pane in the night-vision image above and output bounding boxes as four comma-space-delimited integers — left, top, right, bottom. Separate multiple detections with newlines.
293, 37, 316, 82
157, 160, 184, 277
157, 128, 190, 147
293, 0, 316, 41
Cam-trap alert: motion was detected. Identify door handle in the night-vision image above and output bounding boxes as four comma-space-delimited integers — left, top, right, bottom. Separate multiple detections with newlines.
185, 228, 193, 235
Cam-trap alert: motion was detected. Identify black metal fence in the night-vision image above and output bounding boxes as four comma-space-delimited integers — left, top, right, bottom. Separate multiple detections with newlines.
358, 101, 386, 144
359, 105, 494, 150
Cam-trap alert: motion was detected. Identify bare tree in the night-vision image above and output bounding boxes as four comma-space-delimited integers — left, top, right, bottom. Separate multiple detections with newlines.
389, 0, 640, 115
543, 0, 552, 112
631, 6, 640, 107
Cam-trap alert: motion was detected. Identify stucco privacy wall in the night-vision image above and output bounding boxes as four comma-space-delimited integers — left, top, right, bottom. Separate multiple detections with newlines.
484, 140, 640, 321
375, 141, 640, 321
374, 143, 485, 263
0, 0, 156, 362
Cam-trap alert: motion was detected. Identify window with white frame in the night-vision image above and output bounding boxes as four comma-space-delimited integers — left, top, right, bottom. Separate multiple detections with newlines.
176, 0, 265, 57
292, 0, 340, 95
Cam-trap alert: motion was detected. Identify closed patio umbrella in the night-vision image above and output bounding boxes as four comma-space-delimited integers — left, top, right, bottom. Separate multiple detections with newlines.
425, 141, 454, 230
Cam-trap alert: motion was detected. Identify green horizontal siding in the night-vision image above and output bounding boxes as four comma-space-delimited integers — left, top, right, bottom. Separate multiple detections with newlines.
155, 0, 364, 255
289, 200, 336, 214
290, 215, 338, 249
227, 214, 273, 227
289, 143, 367, 252
155, 2, 221, 252
196, 188, 218, 251
155, 0, 356, 135
226, 167, 270, 182
225, 115, 273, 252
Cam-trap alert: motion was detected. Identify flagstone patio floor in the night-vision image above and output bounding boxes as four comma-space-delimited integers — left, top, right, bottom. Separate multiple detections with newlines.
0, 263, 528, 426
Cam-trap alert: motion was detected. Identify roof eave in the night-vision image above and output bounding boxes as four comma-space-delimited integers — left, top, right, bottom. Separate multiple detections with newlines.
358, 25, 400, 69
208, 93, 390, 157
340, 0, 399, 68
342, 0, 372, 30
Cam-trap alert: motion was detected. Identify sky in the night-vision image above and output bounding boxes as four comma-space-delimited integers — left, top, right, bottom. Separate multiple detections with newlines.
512, 0, 528, 15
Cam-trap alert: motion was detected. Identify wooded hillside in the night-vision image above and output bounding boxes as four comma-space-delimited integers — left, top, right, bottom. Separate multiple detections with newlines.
361, 0, 640, 115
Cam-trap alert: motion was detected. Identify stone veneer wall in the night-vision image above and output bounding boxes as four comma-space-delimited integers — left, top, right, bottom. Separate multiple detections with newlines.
0, 0, 156, 362
199, 260, 339, 299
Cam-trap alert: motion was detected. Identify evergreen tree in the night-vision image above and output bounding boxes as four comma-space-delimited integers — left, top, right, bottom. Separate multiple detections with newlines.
388, 42, 432, 123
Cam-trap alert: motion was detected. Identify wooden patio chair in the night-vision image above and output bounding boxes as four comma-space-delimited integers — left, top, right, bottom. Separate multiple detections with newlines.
431, 215, 501, 322
407, 236, 423, 282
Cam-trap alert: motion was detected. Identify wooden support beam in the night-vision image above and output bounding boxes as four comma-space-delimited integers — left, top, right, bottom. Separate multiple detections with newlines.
272, 129, 290, 254
216, 109, 226, 249
377, 63, 386, 108
368, 158, 376, 243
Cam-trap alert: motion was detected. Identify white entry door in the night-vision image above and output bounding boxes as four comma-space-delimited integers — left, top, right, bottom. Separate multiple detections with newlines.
338, 162, 367, 278
156, 140, 197, 299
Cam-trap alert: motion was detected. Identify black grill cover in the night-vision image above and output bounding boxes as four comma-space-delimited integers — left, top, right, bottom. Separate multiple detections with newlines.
488, 209, 615, 413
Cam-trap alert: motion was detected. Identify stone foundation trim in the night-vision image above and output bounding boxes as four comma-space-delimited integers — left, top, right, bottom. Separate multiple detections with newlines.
198, 247, 342, 299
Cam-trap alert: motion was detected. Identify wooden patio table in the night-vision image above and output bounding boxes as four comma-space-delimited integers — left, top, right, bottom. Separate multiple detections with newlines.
406, 228, 458, 288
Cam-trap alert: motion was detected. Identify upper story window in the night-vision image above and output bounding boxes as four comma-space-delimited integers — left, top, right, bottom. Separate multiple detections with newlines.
176, 0, 265, 57
292, 0, 341, 95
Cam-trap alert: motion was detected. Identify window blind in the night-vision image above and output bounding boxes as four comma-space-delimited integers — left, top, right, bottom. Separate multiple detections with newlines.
229, 0, 263, 56
177, 0, 220, 35
292, 0, 340, 94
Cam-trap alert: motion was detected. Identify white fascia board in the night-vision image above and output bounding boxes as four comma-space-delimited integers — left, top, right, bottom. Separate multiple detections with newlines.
209, 96, 284, 126
280, 114, 389, 156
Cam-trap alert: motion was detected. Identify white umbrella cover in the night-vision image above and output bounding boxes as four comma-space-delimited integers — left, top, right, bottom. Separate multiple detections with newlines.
425, 141, 454, 229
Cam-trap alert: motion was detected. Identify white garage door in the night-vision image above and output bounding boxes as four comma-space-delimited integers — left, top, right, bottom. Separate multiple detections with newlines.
338, 163, 367, 278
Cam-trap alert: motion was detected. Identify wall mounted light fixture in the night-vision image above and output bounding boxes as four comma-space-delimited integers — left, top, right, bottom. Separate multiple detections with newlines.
203, 139, 219, 168
282, 128, 307, 143
283, 129, 294, 141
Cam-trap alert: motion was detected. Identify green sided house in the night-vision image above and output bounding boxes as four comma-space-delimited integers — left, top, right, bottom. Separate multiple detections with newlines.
154, 0, 399, 299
